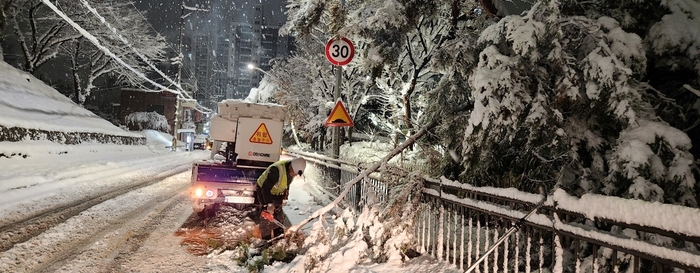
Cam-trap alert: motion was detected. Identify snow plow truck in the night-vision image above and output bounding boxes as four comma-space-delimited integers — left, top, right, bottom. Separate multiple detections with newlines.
190, 99, 288, 217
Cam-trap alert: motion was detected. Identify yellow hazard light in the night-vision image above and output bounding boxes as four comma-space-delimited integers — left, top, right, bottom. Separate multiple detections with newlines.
194, 188, 204, 197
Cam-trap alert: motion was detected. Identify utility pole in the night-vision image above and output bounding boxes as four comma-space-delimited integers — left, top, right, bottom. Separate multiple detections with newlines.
173, 1, 208, 151
172, 0, 186, 151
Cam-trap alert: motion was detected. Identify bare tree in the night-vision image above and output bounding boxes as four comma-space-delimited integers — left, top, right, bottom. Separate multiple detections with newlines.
64, 1, 168, 105
0, 0, 12, 33
9, 0, 82, 73
0, 0, 15, 60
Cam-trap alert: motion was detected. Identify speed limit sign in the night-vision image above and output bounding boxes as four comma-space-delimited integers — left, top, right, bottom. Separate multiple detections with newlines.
325, 37, 355, 66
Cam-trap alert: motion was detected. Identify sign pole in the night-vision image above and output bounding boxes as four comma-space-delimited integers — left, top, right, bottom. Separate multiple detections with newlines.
330, 65, 342, 187
324, 34, 354, 186
332, 66, 342, 161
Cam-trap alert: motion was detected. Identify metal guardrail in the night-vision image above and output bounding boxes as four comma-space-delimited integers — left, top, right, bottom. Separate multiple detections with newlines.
288, 150, 700, 272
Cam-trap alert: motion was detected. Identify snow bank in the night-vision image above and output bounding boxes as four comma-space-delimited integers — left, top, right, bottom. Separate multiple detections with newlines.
0, 60, 140, 137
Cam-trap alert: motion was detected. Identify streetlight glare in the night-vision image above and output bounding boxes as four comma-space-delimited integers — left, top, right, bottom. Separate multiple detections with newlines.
247, 63, 255, 70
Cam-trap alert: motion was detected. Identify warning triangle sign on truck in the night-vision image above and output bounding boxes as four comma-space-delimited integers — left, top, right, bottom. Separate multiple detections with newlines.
325, 101, 354, 127
249, 123, 273, 144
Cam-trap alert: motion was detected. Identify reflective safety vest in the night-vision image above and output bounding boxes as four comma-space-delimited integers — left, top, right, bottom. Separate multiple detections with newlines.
257, 160, 290, 196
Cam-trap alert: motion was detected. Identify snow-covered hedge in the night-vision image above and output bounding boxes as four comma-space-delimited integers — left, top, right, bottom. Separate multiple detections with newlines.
124, 112, 170, 133
0, 124, 145, 150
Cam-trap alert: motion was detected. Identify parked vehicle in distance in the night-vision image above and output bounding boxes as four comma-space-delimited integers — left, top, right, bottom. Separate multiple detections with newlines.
193, 134, 208, 150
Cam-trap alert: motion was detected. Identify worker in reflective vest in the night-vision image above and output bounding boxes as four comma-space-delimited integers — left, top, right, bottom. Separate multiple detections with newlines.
256, 157, 306, 239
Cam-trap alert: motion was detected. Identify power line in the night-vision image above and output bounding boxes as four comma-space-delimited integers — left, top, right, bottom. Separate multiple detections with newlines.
128, 1, 180, 54
39, 0, 178, 95
77, 0, 191, 99
127, 0, 199, 82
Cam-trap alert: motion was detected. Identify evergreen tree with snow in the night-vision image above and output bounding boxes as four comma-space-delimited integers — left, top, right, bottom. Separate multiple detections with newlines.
424, 0, 698, 206
279, 0, 699, 207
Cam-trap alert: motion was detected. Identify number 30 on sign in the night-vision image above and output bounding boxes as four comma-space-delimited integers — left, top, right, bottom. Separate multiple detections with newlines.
325, 37, 355, 66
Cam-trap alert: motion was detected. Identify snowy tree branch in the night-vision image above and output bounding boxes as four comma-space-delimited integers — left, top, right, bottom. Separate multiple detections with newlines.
683, 84, 700, 98
0, 0, 13, 35
288, 103, 471, 233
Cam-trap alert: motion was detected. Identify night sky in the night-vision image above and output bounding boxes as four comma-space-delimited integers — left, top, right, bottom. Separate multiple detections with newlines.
132, 0, 187, 45
132, 0, 287, 47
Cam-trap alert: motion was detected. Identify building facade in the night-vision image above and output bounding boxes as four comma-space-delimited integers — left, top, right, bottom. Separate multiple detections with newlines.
181, 0, 292, 112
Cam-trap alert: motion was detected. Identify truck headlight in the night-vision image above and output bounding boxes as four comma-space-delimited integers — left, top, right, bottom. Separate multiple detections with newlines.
205, 189, 215, 197
194, 188, 203, 197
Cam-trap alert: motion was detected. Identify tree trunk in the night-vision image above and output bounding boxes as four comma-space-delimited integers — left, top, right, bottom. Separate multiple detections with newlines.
0, 0, 13, 61
289, 120, 302, 147
71, 40, 81, 104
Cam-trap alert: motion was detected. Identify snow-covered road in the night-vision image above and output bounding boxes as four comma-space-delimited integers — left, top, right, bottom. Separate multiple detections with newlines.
0, 140, 212, 272
0, 137, 336, 272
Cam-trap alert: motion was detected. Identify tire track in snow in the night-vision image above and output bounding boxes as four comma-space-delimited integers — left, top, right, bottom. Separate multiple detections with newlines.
0, 171, 194, 273
0, 161, 190, 253
0, 152, 199, 225
43, 184, 191, 273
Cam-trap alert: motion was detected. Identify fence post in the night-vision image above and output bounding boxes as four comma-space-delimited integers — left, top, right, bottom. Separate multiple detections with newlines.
355, 177, 362, 211
438, 201, 444, 260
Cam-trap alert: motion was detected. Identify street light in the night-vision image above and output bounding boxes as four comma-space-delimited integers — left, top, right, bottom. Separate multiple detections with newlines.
247, 63, 270, 76
247, 63, 274, 103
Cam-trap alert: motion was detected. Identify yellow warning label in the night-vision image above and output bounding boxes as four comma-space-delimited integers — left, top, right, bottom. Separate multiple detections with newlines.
249, 123, 273, 144
325, 101, 354, 127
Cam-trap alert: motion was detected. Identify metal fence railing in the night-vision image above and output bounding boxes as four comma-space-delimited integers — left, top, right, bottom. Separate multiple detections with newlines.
286, 150, 388, 211
419, 177, 700, 273
288, 150, 700, 272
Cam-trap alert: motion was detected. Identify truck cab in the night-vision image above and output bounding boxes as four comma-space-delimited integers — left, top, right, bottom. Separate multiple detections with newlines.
190, 100, 288, 216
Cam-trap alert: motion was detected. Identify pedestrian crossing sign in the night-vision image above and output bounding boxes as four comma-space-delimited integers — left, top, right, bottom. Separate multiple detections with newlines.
249, 123, 273, 144
325, 101, 354, 127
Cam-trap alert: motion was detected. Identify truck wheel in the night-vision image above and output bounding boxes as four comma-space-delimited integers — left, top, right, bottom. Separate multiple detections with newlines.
197, 204, 218, 218
211, 203, 221, 216
206, 207, 216, 218
196, 208, 209, 218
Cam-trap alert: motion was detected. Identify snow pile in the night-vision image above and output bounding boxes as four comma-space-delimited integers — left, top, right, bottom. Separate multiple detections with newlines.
264, 207, 460, 273
141, 129, 174, 148
0, 60, 139, 137
125, 111, 170, 133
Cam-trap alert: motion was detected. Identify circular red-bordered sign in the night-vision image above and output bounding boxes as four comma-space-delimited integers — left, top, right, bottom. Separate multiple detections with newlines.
325, 37, 355, 66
